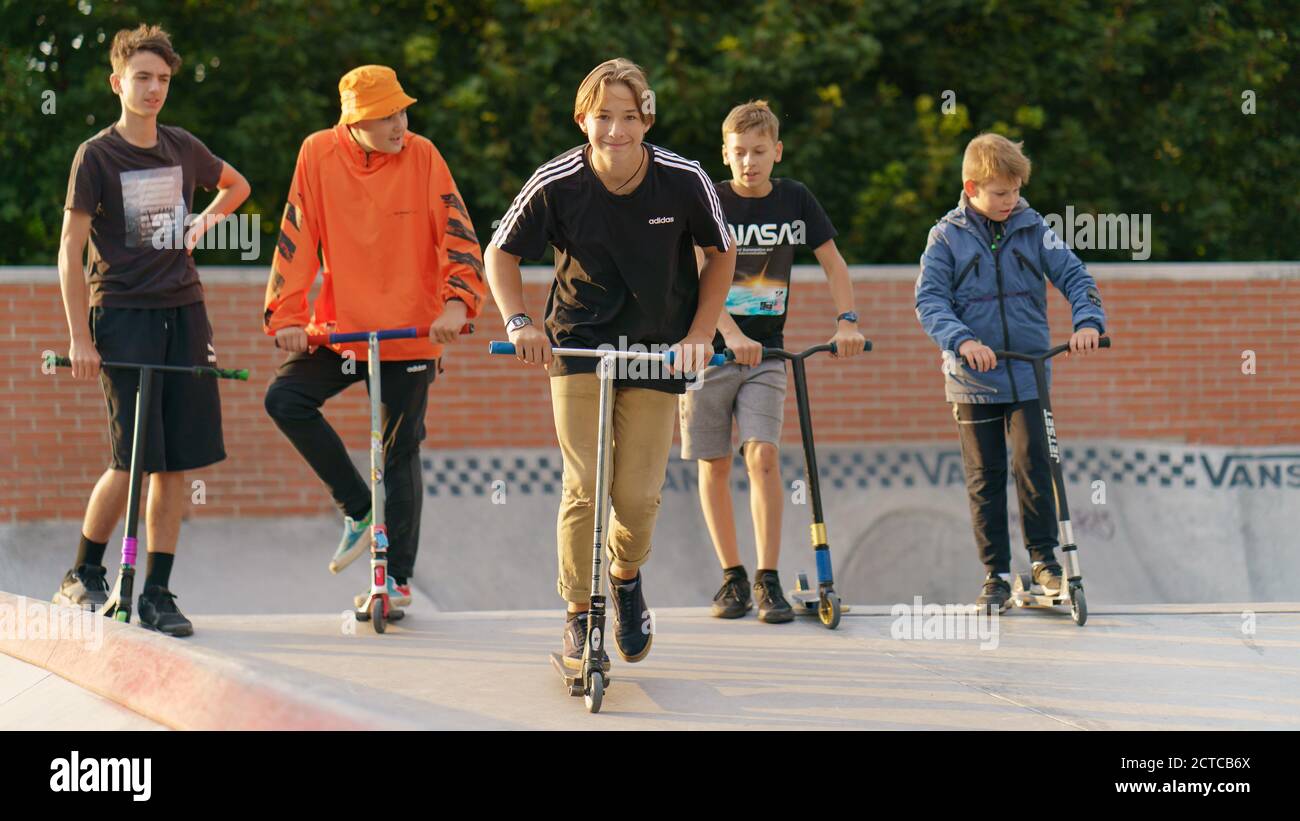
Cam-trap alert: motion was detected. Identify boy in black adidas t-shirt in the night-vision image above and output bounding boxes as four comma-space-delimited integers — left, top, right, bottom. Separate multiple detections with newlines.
486, 59, 735, 669
680, 100, 866, 623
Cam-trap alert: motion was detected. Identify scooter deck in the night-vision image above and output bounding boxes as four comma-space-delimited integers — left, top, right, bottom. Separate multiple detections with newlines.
549, 652, 611, 697
354, 605, 405, 622
1011, 574, 1071, 608
790, 591, 852, 615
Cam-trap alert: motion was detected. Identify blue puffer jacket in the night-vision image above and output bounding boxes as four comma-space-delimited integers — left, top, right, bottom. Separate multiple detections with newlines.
915, 193, 1106, 404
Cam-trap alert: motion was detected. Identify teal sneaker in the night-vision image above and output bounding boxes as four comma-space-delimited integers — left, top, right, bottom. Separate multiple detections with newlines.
329, 509, 372, 574
354, 576, 411, 609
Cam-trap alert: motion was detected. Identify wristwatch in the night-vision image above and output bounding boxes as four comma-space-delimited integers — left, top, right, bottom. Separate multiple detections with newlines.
506, 313, 533, 334
836, 311, 859, 324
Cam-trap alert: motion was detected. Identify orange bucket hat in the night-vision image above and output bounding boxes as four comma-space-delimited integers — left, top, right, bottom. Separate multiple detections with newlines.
338, 65, 417, 125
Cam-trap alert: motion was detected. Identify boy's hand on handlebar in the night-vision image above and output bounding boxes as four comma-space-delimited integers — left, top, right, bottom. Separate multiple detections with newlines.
508, 324, 551, 367
958, 339, 997, 372
275, 326, 311, 353
721, 328, 762, 367
670, 333, 714, 374
830, 326, 867, 359
69, 334, 101, 380
1068, 327, 1101, 357
430, 300, 469, 344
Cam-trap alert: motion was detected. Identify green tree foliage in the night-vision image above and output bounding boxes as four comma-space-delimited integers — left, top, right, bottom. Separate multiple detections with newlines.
1, 0, 1295, 264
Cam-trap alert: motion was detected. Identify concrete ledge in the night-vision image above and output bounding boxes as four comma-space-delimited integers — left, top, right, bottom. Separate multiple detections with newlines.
0, 591, 401, 730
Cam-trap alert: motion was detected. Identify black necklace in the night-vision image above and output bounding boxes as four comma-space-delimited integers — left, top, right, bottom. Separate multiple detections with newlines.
591, 145, 646, 193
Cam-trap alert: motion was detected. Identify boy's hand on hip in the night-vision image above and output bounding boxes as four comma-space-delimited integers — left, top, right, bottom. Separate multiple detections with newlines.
430, 300, 469, 344
721, 328, 762, 367
830, 325, 866, 359
1068, 327, 1100, 357
958, 339, 997, 372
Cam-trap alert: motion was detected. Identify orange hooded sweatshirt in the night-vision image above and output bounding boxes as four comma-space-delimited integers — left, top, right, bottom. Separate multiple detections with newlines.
263, 125, 486, 360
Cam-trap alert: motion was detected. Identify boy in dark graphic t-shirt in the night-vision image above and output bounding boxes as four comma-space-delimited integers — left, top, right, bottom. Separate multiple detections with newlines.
679, 100, 866, 623
54, 25, 250, 636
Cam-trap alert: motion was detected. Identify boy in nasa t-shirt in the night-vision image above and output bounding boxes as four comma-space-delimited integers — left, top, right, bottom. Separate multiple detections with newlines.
679, 100, 866, 624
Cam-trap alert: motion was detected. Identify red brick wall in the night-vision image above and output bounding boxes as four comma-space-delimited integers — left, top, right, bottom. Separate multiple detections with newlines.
2, 273, 1296, 522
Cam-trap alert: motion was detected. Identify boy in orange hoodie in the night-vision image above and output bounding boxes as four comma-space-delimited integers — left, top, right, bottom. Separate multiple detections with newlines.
263, 65, 485, 607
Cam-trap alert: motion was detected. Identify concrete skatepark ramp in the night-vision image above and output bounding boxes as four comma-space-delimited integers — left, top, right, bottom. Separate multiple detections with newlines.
3, 440, 1298, 730
4, 441, 1299, 614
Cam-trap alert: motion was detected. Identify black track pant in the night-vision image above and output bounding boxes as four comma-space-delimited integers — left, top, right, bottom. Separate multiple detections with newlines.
265, 348, 434, 579
953, 399, 1059, 574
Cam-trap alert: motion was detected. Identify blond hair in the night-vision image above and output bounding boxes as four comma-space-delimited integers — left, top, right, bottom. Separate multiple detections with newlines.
110, 24, 181, 75
962, 133, 1031, 186
722, 100, 780, 144
573, 58, 654, 127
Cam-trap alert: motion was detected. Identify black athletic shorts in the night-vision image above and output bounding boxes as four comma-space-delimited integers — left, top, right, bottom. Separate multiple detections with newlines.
90, 302, 226, 473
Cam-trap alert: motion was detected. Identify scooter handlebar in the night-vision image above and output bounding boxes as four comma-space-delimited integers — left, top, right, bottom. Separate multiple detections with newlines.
724, 339, 874, 362
43, 354, 249, 380
992, 335, 1110, 363
301, 324, 474, 346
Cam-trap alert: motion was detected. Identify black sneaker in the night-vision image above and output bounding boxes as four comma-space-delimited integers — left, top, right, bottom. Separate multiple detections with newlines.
753, 572, 794, 624
609, 572, 653, 663
52, 564, 109, 611
977, 574, 1011, 613
137, 586, 193, 637
1032, 562, 1064, 595
710, 569, 752, 619
561, 611, 610, 673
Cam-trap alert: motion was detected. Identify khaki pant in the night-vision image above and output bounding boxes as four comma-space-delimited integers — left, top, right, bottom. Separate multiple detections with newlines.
550, 373, 678, 603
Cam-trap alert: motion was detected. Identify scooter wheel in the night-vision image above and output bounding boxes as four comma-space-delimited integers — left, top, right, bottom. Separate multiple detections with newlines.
585, 671, 604, 714
819, 592, 842, 630
371, 597, 386, 634
1070, 585, 1087, 627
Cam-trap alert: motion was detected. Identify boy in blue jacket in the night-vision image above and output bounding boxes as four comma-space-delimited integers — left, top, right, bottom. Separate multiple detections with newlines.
915, 133, 1106, 611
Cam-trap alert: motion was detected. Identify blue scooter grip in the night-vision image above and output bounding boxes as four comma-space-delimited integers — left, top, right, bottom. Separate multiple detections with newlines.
663, 350, 727, 368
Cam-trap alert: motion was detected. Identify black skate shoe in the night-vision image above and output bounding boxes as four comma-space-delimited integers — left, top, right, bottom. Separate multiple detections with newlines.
52, 564, 110, 611
710, 568, 752, 619
610, 572, 653, 663
1032, 562, 1064, 595
977, 574, 1012, 613
753, 571, 794, 624
561, 611, 610, 673
137, 587, 193, 637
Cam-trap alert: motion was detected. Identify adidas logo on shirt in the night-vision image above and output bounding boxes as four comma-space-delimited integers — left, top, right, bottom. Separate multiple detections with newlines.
648, 216, 675, 225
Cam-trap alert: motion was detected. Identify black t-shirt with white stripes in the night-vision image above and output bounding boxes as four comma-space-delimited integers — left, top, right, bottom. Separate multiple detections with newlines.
491, 142, 731, 393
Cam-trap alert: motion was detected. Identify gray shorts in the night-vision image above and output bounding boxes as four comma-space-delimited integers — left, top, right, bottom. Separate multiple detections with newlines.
679, 357, 787, 460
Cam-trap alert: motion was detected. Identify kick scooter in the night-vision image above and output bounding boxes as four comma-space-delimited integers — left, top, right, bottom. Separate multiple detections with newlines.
43, 353, 250, 623
990, 336, 1110, 626
723, 340, 872, 629
283, 324, 470, 634
489, 341, 725, 713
